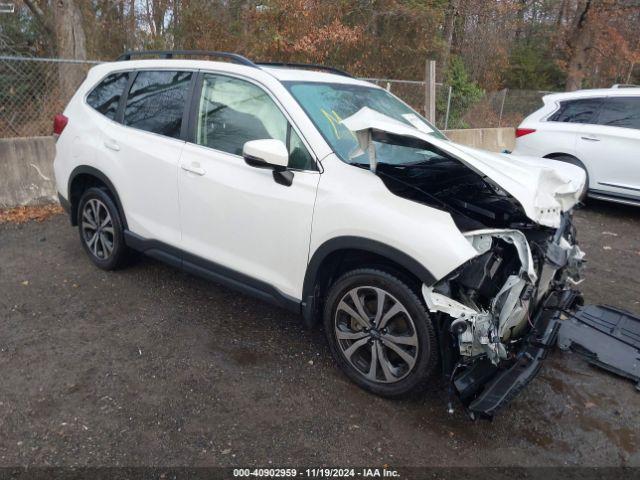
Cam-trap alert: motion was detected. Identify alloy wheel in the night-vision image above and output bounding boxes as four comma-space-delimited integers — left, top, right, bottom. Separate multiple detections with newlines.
334, 286, 419, 383
81, 198, 115, 260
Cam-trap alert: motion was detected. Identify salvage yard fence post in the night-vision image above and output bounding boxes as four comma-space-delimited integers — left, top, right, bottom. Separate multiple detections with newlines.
444, 85, 453, 130
358, 75, 448, 129
424, 59, 436, 124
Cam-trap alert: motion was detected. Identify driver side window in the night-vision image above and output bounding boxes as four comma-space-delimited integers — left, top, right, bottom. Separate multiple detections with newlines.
196, 74, 315, 170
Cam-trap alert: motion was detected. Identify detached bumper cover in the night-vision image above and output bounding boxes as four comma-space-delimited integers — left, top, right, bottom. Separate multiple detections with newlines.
557, 304, 640, 390
454, 289, 581, 419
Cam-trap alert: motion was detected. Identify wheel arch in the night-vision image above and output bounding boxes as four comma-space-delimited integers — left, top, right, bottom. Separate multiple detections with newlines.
68, 166, 127, 228
301, 236, 436, 328
543, 152, 586, 169
544, 152, 580, 161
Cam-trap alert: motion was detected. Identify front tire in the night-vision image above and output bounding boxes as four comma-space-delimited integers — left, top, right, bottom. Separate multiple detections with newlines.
323, 268, 438, 397
77, 187, 129, 270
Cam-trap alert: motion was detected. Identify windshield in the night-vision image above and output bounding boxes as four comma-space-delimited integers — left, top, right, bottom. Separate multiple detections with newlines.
284, 81, 447, 166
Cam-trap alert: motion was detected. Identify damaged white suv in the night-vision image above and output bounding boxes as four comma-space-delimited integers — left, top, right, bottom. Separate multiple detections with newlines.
54, 51, 586, 418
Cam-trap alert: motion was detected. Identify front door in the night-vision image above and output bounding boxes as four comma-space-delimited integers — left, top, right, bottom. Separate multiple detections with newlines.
178, 72, 320, 300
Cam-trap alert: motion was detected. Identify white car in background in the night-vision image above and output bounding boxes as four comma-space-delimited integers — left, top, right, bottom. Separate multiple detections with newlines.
513, 87, 640, 205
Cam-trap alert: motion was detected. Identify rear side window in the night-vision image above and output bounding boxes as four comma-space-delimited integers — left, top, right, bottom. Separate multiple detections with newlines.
123, 70, 192, 139
86, 72, 129, 120
596, 97, 640, 130
548, 98, 602, 124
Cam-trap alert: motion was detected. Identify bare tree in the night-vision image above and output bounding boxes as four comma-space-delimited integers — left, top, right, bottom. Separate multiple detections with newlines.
565, 0, 592, 91
24, 0, 87, 96
441, 0, 461, 72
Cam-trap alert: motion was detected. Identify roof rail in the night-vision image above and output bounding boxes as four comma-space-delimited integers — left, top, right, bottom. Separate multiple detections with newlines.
116, 50, 257, 67
256, 62, 352, 78
611, 83, 639, 89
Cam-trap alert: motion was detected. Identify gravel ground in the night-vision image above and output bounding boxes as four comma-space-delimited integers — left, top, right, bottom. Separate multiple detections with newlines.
0, 200, 639, 468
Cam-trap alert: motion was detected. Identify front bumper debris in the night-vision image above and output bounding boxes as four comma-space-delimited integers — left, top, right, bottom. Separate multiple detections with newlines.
454, 288, 582, 420
557, 304, 640, 391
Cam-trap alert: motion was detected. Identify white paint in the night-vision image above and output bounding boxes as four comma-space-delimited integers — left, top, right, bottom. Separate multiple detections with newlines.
243, 139, 289, 168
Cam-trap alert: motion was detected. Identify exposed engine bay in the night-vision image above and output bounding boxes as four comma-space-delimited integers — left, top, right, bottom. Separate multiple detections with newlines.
376, 158, 530, 231
388, 167, 586, 416
423, 224, 584, 365
377, 155, 586, 416
371, 151, 585, 371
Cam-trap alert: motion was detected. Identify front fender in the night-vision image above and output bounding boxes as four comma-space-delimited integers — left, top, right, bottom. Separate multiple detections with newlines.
309, 155, 480, 284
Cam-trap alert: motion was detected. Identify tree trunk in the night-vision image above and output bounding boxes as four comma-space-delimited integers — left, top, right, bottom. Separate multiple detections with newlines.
53, 0, 87, 98
128, 0, 137, 50
172, 0, 181, 49
441, 0, 460, 74
565, 0, 592, 91
514, 0, 527, 41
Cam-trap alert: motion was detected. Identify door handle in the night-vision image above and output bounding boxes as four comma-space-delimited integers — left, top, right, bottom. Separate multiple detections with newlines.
181, 163, 206, 176
104, 139, 120, 151
581, 136, 600, 142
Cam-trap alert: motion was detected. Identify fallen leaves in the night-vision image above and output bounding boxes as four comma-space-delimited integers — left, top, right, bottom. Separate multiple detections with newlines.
0, 204, 63, 224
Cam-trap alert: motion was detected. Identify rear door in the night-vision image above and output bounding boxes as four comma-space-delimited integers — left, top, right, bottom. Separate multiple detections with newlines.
542, 97, 603, 165
101, 69, 194, 247
577, 96, 640, 197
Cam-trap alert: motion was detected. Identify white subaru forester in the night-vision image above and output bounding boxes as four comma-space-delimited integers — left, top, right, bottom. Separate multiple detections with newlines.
54, 51, 586, 418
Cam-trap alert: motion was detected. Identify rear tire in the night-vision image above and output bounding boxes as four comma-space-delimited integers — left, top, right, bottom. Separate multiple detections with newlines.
323, 268, 438, 398
77, 187, 130, 270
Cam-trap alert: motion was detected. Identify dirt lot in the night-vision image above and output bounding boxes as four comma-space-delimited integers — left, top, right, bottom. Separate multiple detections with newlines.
0, 200, 639, 468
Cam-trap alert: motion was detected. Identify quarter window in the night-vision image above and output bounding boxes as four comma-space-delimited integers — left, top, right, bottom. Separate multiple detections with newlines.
548, 98, 602, 124
196, 74, 314, 169
596, 97, 640, 130
123, 70, 192, 139
86, 72, 129, 120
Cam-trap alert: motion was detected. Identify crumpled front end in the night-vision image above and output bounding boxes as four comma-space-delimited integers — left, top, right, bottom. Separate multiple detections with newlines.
341, 107, 586, 229
421, 213, 585, 418
339, 106, 588, 417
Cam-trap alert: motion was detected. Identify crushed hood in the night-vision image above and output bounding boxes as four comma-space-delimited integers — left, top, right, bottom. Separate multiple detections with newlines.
341, 107, 585, 228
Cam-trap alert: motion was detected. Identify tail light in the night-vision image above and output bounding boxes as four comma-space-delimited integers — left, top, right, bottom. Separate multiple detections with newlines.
515, 128, 536, 138
53, 114, 68, 136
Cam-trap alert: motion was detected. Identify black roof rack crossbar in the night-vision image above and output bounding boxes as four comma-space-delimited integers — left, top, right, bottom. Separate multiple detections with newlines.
256, 62, 352, 78
116, 50, 257, 67
115, 52, 352, 78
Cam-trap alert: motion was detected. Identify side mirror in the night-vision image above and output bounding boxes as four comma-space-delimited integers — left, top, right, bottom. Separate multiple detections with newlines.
243, 139, 289, 171
243, 139, 294, 186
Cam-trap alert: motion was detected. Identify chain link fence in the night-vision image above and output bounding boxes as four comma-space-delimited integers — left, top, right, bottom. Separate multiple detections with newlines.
0, 56, 556, 138
0, 56, 99, 137
459, 88, 550, 129
361, 78, 452, 129
359, 80, 551, 130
